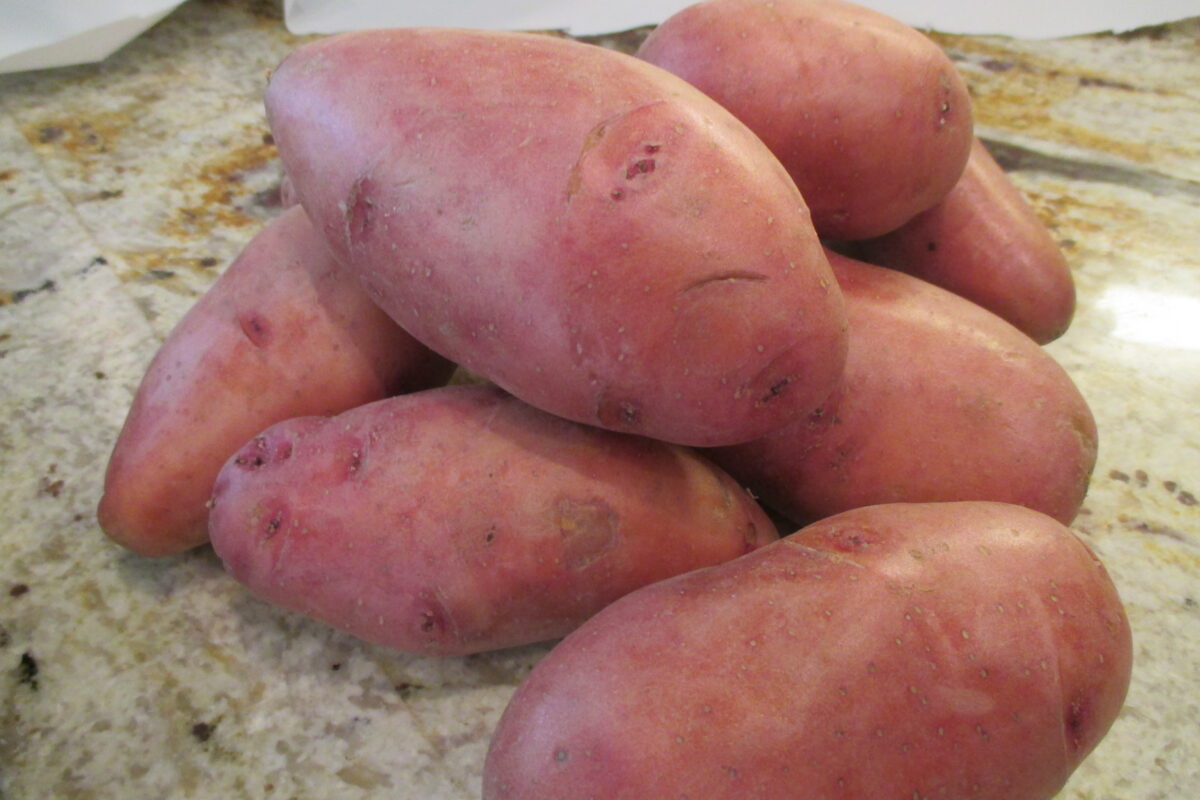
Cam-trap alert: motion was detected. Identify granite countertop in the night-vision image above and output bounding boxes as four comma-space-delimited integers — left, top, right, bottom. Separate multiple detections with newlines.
1, 1, 1197, 798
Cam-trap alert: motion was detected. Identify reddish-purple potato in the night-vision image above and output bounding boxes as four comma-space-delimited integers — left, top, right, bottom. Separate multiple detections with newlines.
855, 138, 1076, 344
98, 206, 453, 557
209, 385, 777, 656
709, 251, 1097, 525
265, 28, 847, 447
484, 501, 1132, 800
638, 0, 974, 239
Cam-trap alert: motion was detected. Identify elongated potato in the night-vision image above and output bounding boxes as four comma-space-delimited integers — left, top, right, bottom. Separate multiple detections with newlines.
709, 251, 1096, 524
855, 138, 1076, 344
483, 501, 1132, 800
208, 385, 776, 656
98, 206, 453, 557
265, 28, 847, 447
637, 0, 974, 239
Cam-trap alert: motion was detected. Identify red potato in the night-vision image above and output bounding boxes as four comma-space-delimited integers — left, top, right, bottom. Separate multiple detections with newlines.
208, 384, 777, 657
265, 28, 848, 447
483, 501, 1132, 800
709, 251, 1097, 525
637, 0, 975, 240
855, 138, 1076, 344
98, 206, 454, 557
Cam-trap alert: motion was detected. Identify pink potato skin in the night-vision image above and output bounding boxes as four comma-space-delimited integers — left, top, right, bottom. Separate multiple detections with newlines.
709, 251, 1097, 525
483, 501, 1133, 800
264, 28, 847, 447
637, 0, 974, 240
207, 384, 777, 657
855, 138, 1076, 344
98, 206, 454, 557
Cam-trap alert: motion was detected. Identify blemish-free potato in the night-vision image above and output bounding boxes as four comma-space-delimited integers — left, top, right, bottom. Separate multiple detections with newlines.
637, 0, 975, 239
265, 27, 848, 447
855, 138, 1077, 344
483, 501, 1132, 800
709, 251, 1097, 525
208, 384, 777, 656
98, 207, 453, 557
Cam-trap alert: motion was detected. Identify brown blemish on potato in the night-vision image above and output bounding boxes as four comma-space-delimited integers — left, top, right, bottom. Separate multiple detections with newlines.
624, 156, 657, 179
413, 589, 455, 644
678, 271, 768, 296
234, 436, 271, 470
595, 388, 641, 432
1064, 694, 1090, 751
566, 119, 610, 200
261, 505, 286, 540
238, 312, 271, 348
345, 173, 376, 248
556, 497, 618, 570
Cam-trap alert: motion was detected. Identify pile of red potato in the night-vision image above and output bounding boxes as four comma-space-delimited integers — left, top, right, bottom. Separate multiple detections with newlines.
98, 1, 1132, 798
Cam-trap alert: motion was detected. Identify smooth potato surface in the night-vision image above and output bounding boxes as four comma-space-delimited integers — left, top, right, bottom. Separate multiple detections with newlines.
637, 0, 974, 239
208, 385, 777, 656
856, 138, 1076, 344
265, 28, 847, 447
98, 207, 453, 557
483, 502, 1132, 800
709, 251, 1097, 525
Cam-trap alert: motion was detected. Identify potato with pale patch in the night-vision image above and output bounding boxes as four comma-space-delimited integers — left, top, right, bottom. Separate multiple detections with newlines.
208, 384, 777, 656
855, 138, 1076, 344
265, 27, 847, 447
483, 501, 1132, 800
98, 206, 453, 557
637, 0, 974, 239
709, 250, 1096, 525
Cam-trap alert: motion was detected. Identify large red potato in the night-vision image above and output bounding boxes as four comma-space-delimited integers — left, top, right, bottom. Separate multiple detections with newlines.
98, 206, 453, 557
483, 501, 1132, 800
637, 0, 975, 239
855, 138, 1076, 344
265, 28, 848, 447
208, 384, 777, 656
709, 251, 1097, 525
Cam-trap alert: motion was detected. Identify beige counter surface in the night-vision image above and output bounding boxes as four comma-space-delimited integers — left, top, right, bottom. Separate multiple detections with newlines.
1, 2, 1197, 797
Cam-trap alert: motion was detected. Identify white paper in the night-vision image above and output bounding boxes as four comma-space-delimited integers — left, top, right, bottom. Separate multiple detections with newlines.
282, 0, 1199, 40
0, 0, 183, 74
1, 1, 1194, 76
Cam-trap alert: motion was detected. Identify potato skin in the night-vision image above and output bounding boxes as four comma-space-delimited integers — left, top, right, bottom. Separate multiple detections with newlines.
265, 28, 847, 447
483, 501, 1132, 800
637, 0, 974, 239
98, 206, 453, 557
709, 251, 1097, 525
208, 384, 777, 656
855, 138, 1076, 344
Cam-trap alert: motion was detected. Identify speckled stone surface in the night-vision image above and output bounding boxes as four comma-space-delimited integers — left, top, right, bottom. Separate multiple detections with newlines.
1, 2, 1197, 798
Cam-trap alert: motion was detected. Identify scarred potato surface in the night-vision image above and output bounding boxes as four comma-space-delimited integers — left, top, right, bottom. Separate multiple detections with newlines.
264, 27, 848, 447
483, 501, 1133, 800
208, 384, 777, 656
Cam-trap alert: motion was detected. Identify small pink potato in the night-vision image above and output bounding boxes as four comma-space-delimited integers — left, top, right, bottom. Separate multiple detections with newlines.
483, 501, 1132, 800
637, 0, 974, 239
855, 138, 1076, 344
208, 384, 777, 656
709, 251, 1097, 525
98, 206, 453, 557
265, 28, 847, 447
